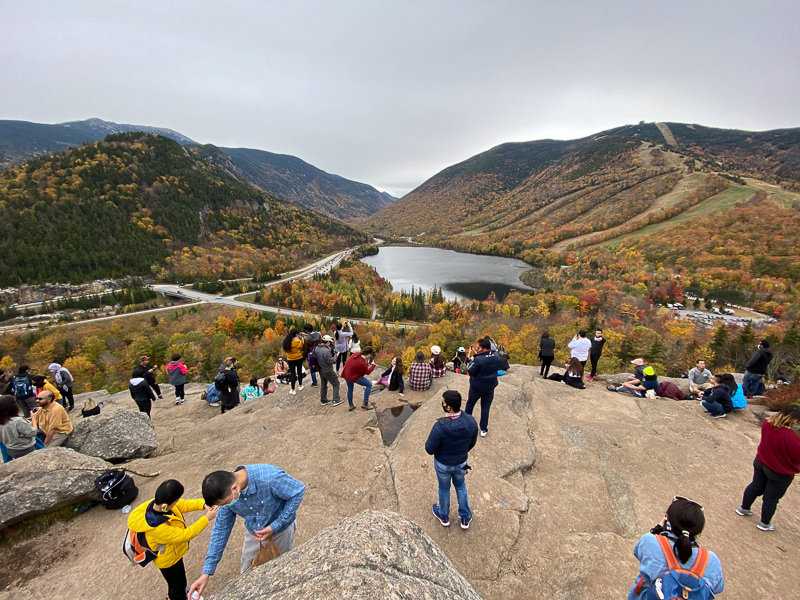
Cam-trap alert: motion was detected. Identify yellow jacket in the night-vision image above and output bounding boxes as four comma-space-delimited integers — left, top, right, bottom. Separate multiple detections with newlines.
287, 337, 304, 361
126, 497, 209, 569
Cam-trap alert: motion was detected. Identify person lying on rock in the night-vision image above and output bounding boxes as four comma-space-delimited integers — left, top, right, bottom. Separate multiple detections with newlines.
127, 479, 218, 600
188, 464, 305, 599
628, 496, 724, 599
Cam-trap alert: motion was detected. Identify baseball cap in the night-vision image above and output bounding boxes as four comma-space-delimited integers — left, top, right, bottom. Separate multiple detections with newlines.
631, 358, 644, 366
139, 355, 149, 362
458, 346, 465, 352
322, 334, 334, 342
430, 345, 441, 355
643, 366, 655, 376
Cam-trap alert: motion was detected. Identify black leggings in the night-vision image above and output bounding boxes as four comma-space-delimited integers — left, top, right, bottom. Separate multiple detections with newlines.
287, 359, 304, 389
741, 458, 794, 524
540, 357, 553, 377
174, 383, 185, 400
159, 558, 187, 600
589, 355, 600, 377
336, 351, 349, 372
61, 387, 75, 409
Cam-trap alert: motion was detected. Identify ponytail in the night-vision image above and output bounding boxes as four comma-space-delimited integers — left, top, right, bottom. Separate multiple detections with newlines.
674, 531, 693, 564
666, 498, 705, 564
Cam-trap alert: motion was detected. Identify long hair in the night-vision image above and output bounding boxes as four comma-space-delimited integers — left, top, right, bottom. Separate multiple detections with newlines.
432, 353, 446, 369
282, 328, 298, 352
394, 356, 405, 376
666, 498, 705, 564
0, 395, 20, 425
767, 405, 800, 429
568, 357, 583, 378
334, 321, 342, 340
718, 373, 737, 394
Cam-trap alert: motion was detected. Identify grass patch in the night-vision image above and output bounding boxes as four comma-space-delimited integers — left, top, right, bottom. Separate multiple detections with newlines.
0, 503, 93, 547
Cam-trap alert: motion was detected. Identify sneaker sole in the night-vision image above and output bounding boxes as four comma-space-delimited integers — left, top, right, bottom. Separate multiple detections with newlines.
757, 523, 775, 531
432, 505, 449, 527
460, 520, 471, 530
735, 508, 754, 517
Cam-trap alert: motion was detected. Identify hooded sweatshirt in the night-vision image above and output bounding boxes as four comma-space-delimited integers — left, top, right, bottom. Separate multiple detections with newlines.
425, 412, 479, 466
746, 347, 773, 375
166, 361, 188, 386
127, 498, 209, 569
129, 377, 156, 404
703, 383, 733, 413
48, 363, 73, 389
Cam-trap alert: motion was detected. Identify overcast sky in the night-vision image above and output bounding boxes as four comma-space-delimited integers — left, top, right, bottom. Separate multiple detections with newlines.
3, 1, 799, 197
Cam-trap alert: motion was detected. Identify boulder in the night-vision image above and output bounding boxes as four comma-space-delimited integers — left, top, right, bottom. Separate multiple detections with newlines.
0, 447, 111, 529
209, 510, 483, 600
64, 406, 158, 463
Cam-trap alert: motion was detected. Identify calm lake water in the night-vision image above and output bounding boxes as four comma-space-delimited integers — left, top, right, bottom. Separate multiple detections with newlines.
361, 246, 532, 301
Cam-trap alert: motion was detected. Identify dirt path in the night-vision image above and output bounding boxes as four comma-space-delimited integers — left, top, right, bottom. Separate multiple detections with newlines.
656, 122, 679, 148
549, 172, 707, 250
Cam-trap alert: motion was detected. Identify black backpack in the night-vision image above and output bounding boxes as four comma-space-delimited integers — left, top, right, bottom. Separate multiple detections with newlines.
95, 470, 139, 510
214, 371, 228, 392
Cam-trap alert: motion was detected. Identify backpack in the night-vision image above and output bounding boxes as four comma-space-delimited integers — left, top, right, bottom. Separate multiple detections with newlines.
12, 375, 34, 399
122, 528, 163, 567
214, 371, 227, 392
641, 536, 713, 600
205, 382, 220, 403
307, 347, 319, 372
94, 470, 139, 510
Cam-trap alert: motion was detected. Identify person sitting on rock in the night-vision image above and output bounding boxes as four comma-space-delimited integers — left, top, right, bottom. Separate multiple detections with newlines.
718, 373, 746, 410
260, 376, 277, 395
188, 464, 305, 599
628, 496, 724, 599
688, 360, 713, 397
274, 357, 290, 385
426, 390, 478, 530
374, 356, 405, 401
242, 377, 264, 402
700, 375, 733, 419
409, 351, 433, 392
629, 358, 646, 381
0, 394, 38, 459
429, 346, 447, 379
32, 389, 73, 447
127, 479, 218, 600
612, 367, 658, 397
563, 357, 586, 389
452, 347, 469, 374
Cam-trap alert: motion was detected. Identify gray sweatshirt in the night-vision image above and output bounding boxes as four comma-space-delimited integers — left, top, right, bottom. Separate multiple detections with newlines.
316, 344, 337, 374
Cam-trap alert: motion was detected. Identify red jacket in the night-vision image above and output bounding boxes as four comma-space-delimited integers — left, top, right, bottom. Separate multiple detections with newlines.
341, 353, 376, 383
756, 419, 800, 476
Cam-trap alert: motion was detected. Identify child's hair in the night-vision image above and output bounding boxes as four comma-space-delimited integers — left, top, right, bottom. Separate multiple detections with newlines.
666, 498, 705, 563
249, 376, 257, 387
154, 479, 184, 509
171, 353, 181, 361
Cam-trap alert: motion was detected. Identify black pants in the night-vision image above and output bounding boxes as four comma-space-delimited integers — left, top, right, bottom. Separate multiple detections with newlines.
287, 359, 304, 389
61, 387, 75, 409
174, 383, 185, 400
159, 558, 187, 600
742, 458, 794, 524
135, 399, 151, 418
149, 382, 162, 397
336, 351, 349, 372
540, 357, 553, 377
465, 385, 495, 432
589, 354, 600, 378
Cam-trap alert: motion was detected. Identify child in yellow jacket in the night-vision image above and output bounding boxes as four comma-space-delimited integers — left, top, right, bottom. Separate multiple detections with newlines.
127, 480, 218, 600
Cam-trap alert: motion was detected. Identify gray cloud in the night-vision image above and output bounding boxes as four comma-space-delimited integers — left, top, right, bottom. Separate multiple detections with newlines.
2, 0, 799, 197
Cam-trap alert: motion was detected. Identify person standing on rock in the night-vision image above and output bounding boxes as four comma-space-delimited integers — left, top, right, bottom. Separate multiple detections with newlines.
218, 359, 240, 414
568, 330, 591, 367
48, 363, 75, 411
133, 355, 163, 400
32, 389, 73, 447
587, 329, 605, 382
735, 405, 800, 531
316, 335, 343, 407
302, 323, 321, 388
426, 390, 478, 529
538, 332, 555, 378
188, 464, 306, 599
129, 372, 157, 417
333, 321, 354, 373
628, 496, 724, 599
465, 338, 501, 438
11, 364, 37, 418
165, 353, 188, 405
282, 328, 306, 396
126, 479, 218, 600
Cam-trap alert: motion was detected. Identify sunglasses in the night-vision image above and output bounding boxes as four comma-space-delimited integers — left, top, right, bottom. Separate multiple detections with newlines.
673, 495, 704, 512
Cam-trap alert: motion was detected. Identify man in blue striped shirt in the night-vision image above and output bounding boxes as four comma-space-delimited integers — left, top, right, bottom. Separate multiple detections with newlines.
188, 464, 305, 598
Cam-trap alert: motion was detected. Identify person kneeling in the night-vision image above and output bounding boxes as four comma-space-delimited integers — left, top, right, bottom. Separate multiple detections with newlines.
701, 375, 733, 418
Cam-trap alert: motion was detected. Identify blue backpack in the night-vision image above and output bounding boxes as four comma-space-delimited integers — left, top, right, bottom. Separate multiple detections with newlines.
13, 375, 34, 399
641, 536, 713, 600
204, 382, 220, 404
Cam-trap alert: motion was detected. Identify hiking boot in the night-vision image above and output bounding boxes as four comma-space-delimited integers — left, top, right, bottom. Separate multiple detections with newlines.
480, 430, 488, 437
348, 405, 357, 411
157, 395, 163, 400
209, 402, 220, 407
735, 507, 754, 517
460, 515, 472, 530
332, 399, 344, 407
757, 521, 775, 531
432, 504, 450, 527
712, 413, 727, 418
361, 403, 371, 410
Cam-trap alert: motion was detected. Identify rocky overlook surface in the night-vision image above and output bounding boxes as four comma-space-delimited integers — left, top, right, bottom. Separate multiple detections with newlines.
1, 367, 797, 599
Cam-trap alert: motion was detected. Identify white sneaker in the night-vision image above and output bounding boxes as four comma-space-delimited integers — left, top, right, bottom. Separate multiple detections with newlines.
174, 398, 181, 405
289, 389, 296, 395
179, 398, 187, 404
298, 385, 304, 391
480, 430, 487, 437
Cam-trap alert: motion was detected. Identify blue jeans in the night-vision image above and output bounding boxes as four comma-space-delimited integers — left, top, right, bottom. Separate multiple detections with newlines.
346, 376, 372, 406
434, 459, 471, 521
702, 398, 725, 416
309, 370, 318, 386
742, 371, 764, 396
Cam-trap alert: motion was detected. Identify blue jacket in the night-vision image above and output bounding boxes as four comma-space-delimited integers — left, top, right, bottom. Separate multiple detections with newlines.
425, 413, 478, 466
467, 350, 502, 391
730, 382, 747, 409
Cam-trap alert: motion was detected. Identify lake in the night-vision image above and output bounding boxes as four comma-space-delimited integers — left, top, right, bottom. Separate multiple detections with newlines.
361, 246, 532, 301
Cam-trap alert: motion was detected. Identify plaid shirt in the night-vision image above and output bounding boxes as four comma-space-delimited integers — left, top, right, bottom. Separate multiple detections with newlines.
408, 361, 433, 391
429, 358, 447, 378
202, 464, 305, 575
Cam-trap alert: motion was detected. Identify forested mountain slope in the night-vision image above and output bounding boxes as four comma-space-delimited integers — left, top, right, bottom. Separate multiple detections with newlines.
222, 147, 394, 221
0, 133, 368, 286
